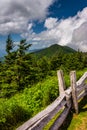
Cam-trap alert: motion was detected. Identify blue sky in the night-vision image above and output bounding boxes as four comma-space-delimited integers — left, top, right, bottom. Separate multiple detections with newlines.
0, 0, 87, 56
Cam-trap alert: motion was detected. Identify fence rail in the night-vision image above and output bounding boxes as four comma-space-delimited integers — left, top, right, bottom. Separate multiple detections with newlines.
17, 70, 87, 130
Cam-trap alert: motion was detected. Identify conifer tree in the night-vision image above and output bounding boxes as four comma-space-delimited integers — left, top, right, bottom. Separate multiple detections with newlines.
6, 34, 13, 54
17, 39, 31, 57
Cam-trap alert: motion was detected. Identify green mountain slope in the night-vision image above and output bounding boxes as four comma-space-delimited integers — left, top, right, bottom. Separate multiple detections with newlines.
34, 44, 76, 58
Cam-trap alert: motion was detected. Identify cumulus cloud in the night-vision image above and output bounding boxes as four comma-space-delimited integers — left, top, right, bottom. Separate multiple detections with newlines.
44, 17, 58, 29
0, 0, 87, 52
0, 0, 54, 35
29, 7, 87, 51
70, 22, 87, 51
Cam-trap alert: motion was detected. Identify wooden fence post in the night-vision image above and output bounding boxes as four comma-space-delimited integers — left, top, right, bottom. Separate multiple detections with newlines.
57, 70, 66, 95
70, 71, 78, 114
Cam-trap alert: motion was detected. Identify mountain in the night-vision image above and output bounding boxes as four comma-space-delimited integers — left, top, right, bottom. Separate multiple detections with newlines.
33, 44, 76, 58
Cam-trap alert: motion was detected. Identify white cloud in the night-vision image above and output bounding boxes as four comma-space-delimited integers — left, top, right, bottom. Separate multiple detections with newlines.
0, 0, 87, 52
70, 22, 87, 51
29, 7, 87, 51
44, 17, 58, 29
0, 0, 54, 35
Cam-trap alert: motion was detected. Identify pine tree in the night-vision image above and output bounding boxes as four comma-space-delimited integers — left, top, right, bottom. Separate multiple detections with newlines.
17, 39, 32, 57
14, 39, 32, 90
6, 34, 13, 54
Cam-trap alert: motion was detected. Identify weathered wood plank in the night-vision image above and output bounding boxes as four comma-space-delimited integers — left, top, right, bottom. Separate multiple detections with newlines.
49, 104, 71, 130
28, 99, 66, 130
17, 95, 66, 130
65, 87, 71, 95
77, 91, 87, 100
70, 71, 78, 114
76, 72, 87, 86
76, 82, 85, 89
65, 91, 72, 107
57, 70, 66, 95
77, 84, 86, 95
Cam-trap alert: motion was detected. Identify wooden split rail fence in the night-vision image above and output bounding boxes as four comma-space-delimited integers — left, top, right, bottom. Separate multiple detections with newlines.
17, 70, 87, 130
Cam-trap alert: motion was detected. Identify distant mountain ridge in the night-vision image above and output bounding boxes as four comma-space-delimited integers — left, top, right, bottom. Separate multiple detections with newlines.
33, 44, 76, 58
0, 44, 76, 60
29, 48, 43, 53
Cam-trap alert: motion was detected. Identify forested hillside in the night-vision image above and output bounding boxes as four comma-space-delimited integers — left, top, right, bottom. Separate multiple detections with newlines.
0, 35, 87, 129
34, 44, 76, 58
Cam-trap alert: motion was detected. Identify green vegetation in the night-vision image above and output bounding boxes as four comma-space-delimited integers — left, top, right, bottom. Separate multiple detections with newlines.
0, 35, 87, 129
34, 44, 76, 58
0, 75, 59, 130
0, 69, 87, 130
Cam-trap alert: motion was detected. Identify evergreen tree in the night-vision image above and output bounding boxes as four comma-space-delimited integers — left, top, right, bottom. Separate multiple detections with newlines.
14, 39, 32, 90
17, 39, 32, 57
6, 34, 13, 54
5, 34, 15, 65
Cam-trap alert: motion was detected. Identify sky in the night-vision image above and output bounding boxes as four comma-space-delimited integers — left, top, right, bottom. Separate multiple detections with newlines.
0, 0, 87, 56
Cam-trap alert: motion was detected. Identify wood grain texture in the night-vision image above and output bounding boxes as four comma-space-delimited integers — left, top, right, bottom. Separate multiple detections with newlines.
49, 104, 71, 130
57, 70, 66, 95
77, 72, 87, 86
70, 71, 78, 114
77, 91, 87, 100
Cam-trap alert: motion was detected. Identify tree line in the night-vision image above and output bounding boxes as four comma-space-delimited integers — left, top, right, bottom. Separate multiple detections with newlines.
0, 35, 87, 98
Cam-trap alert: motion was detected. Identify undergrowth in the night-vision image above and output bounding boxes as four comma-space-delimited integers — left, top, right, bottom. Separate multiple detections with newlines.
0, 68, 87, 130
